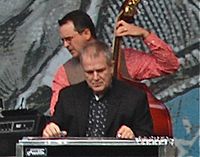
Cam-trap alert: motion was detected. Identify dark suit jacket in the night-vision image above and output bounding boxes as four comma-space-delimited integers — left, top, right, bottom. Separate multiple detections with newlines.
51, 78, 153, 137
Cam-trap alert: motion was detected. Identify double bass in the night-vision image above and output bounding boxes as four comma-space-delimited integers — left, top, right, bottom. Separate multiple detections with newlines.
112, 0, 173, 137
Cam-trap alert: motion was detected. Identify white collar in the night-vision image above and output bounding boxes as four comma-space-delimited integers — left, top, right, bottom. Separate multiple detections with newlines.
94, 94, 103, 101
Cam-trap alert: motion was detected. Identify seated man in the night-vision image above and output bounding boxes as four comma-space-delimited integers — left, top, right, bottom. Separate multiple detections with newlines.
43, 40, 153, 139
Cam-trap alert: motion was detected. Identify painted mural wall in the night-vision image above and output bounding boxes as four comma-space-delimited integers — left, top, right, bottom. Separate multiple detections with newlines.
0, 0, 199, 156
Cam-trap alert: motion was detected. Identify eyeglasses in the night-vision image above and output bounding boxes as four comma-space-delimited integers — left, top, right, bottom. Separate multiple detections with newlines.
60, 32, 79, 44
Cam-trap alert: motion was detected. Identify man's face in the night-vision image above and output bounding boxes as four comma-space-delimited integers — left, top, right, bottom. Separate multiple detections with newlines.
59, 21, 88, 58
81, 49, 113, 95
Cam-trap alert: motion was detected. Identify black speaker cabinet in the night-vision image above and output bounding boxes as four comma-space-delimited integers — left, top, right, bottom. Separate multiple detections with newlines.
0, 109, 47, 156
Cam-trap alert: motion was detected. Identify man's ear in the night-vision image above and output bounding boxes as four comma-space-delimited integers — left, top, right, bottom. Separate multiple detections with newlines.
82, 28, 92, 40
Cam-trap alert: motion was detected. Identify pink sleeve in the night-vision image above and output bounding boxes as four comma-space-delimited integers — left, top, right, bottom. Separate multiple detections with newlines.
50, 65, 70, 115
124, 33, 179, 80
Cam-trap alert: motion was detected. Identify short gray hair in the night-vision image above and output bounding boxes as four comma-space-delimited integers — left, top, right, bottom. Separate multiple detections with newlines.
80, 40, 113, 66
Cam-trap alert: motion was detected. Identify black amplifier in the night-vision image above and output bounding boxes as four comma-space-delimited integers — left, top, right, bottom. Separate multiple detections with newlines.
0, 109, 47, 156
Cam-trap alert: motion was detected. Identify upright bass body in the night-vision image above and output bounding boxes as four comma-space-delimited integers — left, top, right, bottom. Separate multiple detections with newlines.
118, 71, 173, 137
113, 0, 173, 137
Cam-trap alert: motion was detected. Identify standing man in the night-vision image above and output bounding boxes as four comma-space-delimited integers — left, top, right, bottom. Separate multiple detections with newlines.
50, 10, 96, 115
43, 40, 153, 139
50, 10, 179, 115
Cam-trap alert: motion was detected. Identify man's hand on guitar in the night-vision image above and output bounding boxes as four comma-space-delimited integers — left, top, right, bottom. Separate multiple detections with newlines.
116, 125, 135, 139
115, 20, 150, 38
42, 122, 67, 138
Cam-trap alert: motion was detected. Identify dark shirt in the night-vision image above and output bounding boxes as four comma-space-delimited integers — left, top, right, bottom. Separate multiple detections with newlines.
86, 94, 109, 137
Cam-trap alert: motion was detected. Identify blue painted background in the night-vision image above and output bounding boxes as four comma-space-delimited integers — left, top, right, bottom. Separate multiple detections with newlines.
167, 88, 199, 157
